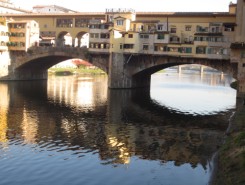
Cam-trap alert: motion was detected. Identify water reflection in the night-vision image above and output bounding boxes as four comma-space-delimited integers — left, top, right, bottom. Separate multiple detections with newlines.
0, 84, 9, 146
47, 75, 107, 108
151, 71, 236, 115
0, 73, 236, 185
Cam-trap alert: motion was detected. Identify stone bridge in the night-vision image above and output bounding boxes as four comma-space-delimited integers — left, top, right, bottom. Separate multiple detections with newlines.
108, 53, 237, 89
1, 46, 238, 91
2, 46, 109, 80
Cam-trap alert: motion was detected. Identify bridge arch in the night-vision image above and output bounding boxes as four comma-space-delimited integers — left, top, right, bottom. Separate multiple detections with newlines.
55, 31, 89, 48
123, 54, 238, 88
56, 31, 72, 47
3, 47, 109, 81
74, 31, 89, 48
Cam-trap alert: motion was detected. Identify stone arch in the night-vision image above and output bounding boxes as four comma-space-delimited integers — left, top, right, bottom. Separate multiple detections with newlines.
4, 47, 109, 81
56, 31, 73, 47
122, 54, 237, 88
74, 31, 89, 48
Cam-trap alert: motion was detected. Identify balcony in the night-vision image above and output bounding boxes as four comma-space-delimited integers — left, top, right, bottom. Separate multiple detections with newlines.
207, 54, 230, 60
231, 42, 245, 49
8, 46, 26, 51
169, 36, 180, 44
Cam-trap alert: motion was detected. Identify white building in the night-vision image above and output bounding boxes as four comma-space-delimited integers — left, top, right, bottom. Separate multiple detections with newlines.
32, 5, 77, 13
0, 0, 32, 13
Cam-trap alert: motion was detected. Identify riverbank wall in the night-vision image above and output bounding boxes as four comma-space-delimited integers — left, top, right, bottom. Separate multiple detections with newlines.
212, 97, 245, 185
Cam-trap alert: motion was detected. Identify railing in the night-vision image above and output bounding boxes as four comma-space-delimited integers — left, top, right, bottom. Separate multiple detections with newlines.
105, 8, 135, 13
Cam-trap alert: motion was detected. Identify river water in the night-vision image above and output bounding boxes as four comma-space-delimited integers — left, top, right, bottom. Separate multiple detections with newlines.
0, 69, 236, 185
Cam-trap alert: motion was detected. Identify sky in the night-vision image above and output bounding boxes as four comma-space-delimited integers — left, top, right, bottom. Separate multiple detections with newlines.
10, 0, 237, 12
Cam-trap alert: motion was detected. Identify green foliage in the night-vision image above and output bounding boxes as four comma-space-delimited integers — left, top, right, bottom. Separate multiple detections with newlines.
230, 81, 237, 90
48, 67, 105, 76
235, 132, 245, 146
241, 151, 245, 169
55, 71, 73, 76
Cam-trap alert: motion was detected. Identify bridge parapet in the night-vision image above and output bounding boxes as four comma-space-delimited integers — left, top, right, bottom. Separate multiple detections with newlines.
26, 46, 89, 58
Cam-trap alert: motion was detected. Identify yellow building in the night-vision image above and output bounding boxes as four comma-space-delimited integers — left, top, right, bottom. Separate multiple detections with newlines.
0, 17, 10, 77
7, 20, 39, 51
0, 17, 8, 52
0, 2, 238, 61
88, 4, 236, 61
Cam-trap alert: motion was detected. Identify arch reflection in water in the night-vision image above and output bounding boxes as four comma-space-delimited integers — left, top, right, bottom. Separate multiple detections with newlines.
0, 72, 236, 185
151, 70, 236, 115
47, 75, 108, 108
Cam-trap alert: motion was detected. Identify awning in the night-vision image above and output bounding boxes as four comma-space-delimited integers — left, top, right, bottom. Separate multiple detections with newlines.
223, 22, 237, 26
230, 42, 245, 49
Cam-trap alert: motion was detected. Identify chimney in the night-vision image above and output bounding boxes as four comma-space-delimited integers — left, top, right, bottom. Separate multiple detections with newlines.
229, 2, 237, 14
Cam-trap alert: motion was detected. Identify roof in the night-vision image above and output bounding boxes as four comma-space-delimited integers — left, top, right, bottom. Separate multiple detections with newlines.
114, 16, 127, 20
33, 5, 78, 13
131, 20, 160, 23
136, 12, 236, 17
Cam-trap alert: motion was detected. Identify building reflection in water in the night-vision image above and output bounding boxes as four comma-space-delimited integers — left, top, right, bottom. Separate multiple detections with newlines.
0, 73, 235, 171
47, 75, 107, 108
0, 84, 9, 147
21, 108, 38, 144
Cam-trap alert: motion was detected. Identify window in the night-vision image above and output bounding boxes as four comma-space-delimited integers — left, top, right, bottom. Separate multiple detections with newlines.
90, 43, 94, 48
128, 34, 133, 38
100, 33, 109, 39
207, 47, 222, 55
155, 45, 168, 51
75, 18, 89, 28
224, 25, 235, 32
90, 33, 99, 38
56, 18, 73, 28
143, 44, 149, 50
116, 20, 124, 26
157, 25, 163, 30
241, 51, 245, 58
168, 47, 179, 52
180, 47, 192, 53
210, 26, 221, 33
157, 33, 164, 39
140, 34, 149, 39
170, 27, 176, 33
185, 26, 191, 31
124, 44, 134, 49
196, 26, 208, 32
196, 46, 206, 54
170, 36, 180, 42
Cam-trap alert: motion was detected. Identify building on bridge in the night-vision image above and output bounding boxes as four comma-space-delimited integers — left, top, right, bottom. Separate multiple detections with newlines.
0, 18, 40, 77
0, 17, 8, 52
0, 2, 238, 60
0, 17, 10, 77
7, 20, 40, 51
88, 6, 236, 61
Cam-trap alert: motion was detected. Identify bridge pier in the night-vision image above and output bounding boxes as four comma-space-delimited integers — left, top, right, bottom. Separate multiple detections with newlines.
108, 52, 151, 89
237, 60, 245, 98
